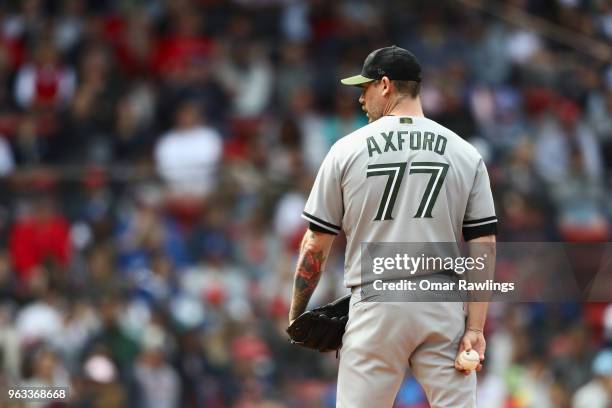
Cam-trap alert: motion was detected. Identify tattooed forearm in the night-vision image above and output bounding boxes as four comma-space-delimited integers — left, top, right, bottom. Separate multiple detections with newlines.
288, 230, 335, 322
289, 248, 326, 321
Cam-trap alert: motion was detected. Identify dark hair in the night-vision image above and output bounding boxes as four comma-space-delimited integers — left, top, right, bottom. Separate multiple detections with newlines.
392, 80, 421, 98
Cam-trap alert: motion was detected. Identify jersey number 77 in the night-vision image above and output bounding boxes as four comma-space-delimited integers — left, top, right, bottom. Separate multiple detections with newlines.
366, 161, 449, 221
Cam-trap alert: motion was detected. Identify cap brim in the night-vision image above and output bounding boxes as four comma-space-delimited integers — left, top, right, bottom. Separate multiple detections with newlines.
340, 74, 375, 86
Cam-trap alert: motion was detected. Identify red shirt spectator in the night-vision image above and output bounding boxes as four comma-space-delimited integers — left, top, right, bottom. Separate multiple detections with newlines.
151, 11, 214, 78
9, 199, 71, 282
14, 40, 75, 110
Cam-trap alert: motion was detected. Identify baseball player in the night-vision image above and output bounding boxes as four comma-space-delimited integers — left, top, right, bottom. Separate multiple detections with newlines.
288, 46, 497, 407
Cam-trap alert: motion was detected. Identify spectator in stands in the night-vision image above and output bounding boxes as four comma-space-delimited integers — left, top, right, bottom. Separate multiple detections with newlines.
14, 287, 64, 345
154, 100, 223, 198
78, 350, 127, 407
133, 334, 181, 408
113, 85, 156, 163
9, 196, 71, 287
573, 349, 612, 408
586, 87, 612, 173
21, 346, 70, 394
0, 133, 15, 176
14, 39, 75, 111
216, 39, 273, 119
535, 99, 603, 185
85, 296, 139, 381
57, 44, 120, 164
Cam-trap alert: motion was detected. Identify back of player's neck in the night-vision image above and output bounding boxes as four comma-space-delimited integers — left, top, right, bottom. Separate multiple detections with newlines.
386, 108, 424, 118
386, 98, 424, 118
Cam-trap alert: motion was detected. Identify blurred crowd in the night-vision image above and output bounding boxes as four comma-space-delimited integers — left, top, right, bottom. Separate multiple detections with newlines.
0, 0, 611, 407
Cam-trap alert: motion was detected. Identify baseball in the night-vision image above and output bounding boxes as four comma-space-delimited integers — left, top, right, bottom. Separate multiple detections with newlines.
458, 350, 480, 371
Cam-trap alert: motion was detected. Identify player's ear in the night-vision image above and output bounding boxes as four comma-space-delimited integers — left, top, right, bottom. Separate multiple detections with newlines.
381, 76, 392, 96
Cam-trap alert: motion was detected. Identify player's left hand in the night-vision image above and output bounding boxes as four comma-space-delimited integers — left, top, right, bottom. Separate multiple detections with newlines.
454, 329, 486, 375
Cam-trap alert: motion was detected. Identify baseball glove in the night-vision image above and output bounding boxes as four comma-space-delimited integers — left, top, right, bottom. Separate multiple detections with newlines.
286, 294, 351, 352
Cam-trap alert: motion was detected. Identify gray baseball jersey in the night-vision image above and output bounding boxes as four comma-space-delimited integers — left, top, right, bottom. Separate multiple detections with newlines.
302, 115, 497, 288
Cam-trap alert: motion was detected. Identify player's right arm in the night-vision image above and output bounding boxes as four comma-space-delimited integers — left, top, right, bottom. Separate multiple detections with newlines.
455, 157, 498, 374
455, 234, 495, 375
465, 234, 496, 332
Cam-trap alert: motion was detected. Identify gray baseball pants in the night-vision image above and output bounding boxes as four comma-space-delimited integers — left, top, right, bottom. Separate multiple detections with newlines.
336, 288, 477, 407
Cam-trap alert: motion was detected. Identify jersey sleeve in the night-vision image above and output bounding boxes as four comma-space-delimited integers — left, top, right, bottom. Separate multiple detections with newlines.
302, 147, 343, 235
463, 159, 497, 241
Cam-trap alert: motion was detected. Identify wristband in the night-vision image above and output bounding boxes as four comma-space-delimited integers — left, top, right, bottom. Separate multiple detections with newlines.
467, 327, 483, 333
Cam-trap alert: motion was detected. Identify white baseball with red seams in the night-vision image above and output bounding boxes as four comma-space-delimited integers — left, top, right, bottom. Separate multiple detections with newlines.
458, 350, 480, 371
